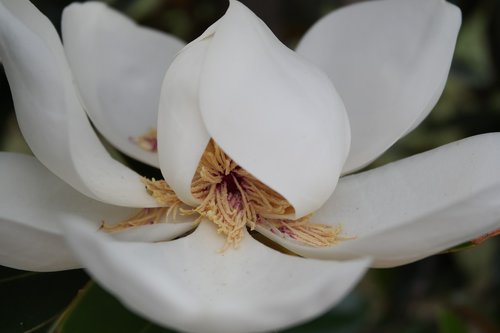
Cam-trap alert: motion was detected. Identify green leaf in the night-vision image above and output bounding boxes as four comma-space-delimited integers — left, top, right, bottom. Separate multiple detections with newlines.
52, 282, 174, 333
0, 266, 89, 333
438, 308, 468, 333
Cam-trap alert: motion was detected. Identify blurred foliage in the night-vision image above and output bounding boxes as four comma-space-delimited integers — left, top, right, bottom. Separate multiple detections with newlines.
1, 0, 499, 332
0, 267, 88, 333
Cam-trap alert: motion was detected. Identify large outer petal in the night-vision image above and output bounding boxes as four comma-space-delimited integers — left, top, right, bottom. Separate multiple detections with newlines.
0, 153, 195, 271
297, 0, 461, 173
63, 220, 370, 333
62, 2, 185, 168
0, 0, 156, 207
0, 153, 126, 271
157, 38, 211, 205
256, 133, 500, 267
198, 1, 351, 218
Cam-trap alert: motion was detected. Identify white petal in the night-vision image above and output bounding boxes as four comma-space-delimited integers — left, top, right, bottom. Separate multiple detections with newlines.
0, 219, 77, 272
157, 38, 211, 206
62, 2, 185, 167
62, 220, 370, 333
199, 1, 351, 218
0, 153, 120, 271
296, 0, 461, 173
0, 153, 194, 271
257, 133, 500, 267
0, 0, 156, 207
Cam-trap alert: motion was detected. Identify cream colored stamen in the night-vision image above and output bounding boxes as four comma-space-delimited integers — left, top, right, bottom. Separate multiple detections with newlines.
186, 142, 256, 249
142, 177, 181, 209
100, 178, 181, 232
131, 128, 158, 152
258, 215, 355, 247
100, 207, 169, 233
186, 140, 347, 250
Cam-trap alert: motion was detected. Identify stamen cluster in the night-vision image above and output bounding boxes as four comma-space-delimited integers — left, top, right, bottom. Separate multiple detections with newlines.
187, 140, 294, 249
102, 137, 347, 250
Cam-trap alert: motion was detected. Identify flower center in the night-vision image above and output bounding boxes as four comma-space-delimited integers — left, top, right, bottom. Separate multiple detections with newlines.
184, 140, 296, 249
102, 133, 351, 250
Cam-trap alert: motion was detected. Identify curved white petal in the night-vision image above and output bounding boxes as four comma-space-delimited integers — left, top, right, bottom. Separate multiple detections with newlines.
62, 220, 370, 333
199, 1, 351, 218
0, 0, 156, 207
0, 219, 77, 272
257, 133, 500, 267
62, 2, 185, 167
0, 153, 194, 271
0, 153, 121, 271
157, 39, 211, 206
297, 0, 461, 173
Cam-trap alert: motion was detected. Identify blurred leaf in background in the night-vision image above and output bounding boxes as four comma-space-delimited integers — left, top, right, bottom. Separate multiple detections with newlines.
0, 0, 499, 332
0, 267, 88, 333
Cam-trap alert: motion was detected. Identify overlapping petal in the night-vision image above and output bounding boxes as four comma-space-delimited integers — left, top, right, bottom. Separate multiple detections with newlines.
257, 133, 500, 267
0, 0, 156, 207
0, 153, 126, 271
157, 38, 211, 206
63, 220, 370, 333
62, 2, 185, 167
159, 0, 350, 217
297, 0, 461, 173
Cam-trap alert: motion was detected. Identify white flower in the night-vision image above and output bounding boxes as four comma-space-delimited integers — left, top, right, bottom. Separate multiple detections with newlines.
0, 0, 499, 333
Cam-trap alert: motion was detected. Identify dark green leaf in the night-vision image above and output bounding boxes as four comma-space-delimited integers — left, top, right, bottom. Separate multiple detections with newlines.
0, 266, 88, 333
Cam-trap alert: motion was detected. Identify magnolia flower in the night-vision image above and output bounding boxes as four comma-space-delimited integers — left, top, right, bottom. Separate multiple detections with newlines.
0, 0, 499, 332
